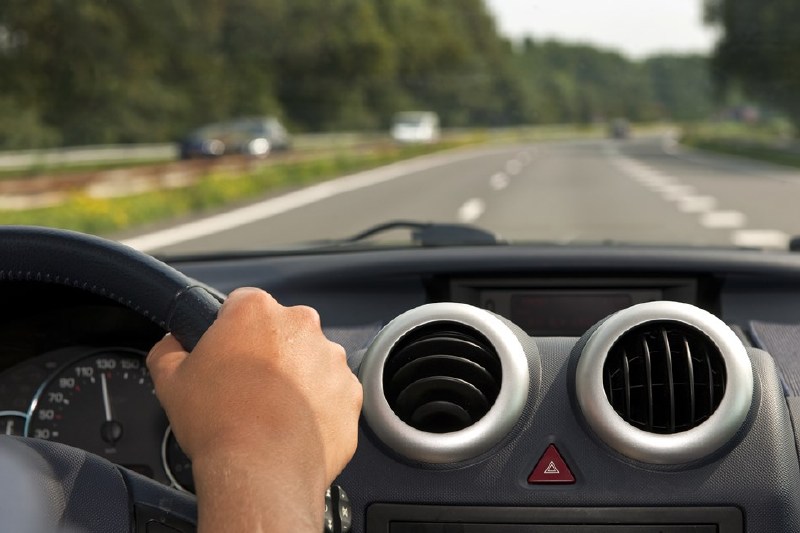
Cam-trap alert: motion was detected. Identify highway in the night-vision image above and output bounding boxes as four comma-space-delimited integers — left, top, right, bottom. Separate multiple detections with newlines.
122, 135, 800, 255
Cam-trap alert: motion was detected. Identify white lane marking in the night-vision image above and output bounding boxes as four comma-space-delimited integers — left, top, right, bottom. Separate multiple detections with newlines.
505, 159, 523, 175
676, 195, 717, 213
610, 143, 789, 249
457, 198, 486, 223
637, 175, 675, 189
121, 148, 509, 251
701, 210, 746, 229
519, 151, 533, 165
732, 229, 790, 249
660, 184, 696, 201
489, 172, 509, 191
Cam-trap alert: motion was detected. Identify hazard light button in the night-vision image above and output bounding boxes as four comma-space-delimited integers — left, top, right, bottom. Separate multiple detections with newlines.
528, 444, 575, 484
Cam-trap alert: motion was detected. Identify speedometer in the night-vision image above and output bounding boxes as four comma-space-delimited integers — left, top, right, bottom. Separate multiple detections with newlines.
26, 349, 170, 483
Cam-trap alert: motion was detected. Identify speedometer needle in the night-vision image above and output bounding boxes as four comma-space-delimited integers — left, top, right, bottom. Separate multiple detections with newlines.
100, 372, 113, 422
100, 373, 123, 445
4, 420, 11, 435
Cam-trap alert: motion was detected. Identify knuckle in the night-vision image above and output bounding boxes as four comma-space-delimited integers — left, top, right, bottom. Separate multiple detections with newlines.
331, 341, 347, 360
226, 288, 277, 316
242, 289, 276, 309
349, 375, 364, 406
292, 305, 321, 326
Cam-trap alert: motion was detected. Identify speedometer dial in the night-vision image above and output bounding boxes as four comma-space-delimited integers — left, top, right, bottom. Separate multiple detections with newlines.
26, 349, 170, 483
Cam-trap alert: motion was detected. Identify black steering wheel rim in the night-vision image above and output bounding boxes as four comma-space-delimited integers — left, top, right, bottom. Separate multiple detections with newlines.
0, 226, 223, 532
0, 226, 223, 352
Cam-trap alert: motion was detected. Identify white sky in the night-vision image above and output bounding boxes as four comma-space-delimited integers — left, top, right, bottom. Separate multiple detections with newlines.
484, 0, 719, 58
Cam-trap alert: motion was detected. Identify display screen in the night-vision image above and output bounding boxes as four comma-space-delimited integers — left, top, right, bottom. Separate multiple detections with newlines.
510, 293, 633, 335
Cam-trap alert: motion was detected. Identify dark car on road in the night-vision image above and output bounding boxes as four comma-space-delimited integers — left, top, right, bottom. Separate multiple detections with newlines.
608, 118, 631, 139
178, 117, 291, 159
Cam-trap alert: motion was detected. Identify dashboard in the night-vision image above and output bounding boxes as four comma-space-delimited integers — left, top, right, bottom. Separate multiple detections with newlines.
3, 244, 800, 531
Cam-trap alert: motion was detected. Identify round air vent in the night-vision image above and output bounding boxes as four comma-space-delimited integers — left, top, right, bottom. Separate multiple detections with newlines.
603, 322, 726, 434
360, 303, 531, 464
383, 323, 502, 433
576, 301, 753, 464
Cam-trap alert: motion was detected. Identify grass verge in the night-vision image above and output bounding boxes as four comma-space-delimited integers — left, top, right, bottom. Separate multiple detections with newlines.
681, 137, 800, 168
680, 121, 800, 168
0, 141, 470, 235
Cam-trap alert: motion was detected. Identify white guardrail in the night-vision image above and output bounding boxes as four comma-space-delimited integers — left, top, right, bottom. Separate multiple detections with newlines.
0, 144, 178, 170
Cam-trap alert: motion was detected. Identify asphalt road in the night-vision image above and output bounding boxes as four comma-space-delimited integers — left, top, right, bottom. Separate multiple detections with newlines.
123, 135, 800, 255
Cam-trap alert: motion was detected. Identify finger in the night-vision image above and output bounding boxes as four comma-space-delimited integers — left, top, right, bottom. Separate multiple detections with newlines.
287, 305, 321, 329
330, 341, 347, 364
147, 334, 188, 387
218, 287, 277, 320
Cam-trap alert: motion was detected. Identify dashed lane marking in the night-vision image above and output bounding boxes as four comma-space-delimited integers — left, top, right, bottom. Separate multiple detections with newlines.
490, 172, 510, 191
457, 198, 486, 223
676, 195, 717, 213
505, 159, 523, 176
660, 184, 696, 201
609, 144, 789, 248
732, 230, 790, 249
700, 210, 746, 229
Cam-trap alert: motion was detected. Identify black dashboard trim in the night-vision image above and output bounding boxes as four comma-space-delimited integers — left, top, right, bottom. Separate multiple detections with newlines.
366, 503, 744, 532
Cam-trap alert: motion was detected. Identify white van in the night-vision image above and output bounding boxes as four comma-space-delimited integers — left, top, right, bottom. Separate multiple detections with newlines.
390, 111, 440, 143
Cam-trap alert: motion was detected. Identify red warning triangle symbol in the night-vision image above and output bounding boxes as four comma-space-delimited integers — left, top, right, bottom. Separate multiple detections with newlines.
528, 444, 575, 484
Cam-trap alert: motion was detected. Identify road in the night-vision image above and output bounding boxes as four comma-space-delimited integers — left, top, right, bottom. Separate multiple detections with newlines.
122, 135, 800, 254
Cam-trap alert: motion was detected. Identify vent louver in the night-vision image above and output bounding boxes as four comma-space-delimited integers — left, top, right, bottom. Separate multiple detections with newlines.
576, 301, 754, 464
359, 302, 531, 463
603, 321, 726, 434
383, 322, 502, 433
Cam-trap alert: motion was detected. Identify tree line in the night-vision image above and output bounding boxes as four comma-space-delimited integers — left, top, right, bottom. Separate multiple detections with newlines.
0, 0, 714, 149
706, 0, 800, 129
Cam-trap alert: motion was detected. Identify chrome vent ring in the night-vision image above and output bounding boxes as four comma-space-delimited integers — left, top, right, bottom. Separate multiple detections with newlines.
577, 301, 753, 465
359, 303, 531, 464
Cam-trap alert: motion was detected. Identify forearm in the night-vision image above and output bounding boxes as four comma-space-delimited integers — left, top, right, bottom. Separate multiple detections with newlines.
193, 449, 327, 533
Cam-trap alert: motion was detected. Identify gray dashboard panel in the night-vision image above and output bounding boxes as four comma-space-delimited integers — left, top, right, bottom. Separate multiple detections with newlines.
336, 339, 800, 532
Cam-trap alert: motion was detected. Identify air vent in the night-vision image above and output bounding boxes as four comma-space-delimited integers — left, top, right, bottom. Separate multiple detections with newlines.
603, 322, 726, 434
576, 302, 753, 465
359, 303, 532, 464
383, 323, 502, 433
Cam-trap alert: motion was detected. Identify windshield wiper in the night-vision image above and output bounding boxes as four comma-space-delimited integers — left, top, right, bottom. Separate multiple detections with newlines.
337, 220, 502, 247
157, 221, 502, 263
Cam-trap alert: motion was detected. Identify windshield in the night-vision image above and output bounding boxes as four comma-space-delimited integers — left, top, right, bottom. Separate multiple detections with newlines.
0, 0, 795, 255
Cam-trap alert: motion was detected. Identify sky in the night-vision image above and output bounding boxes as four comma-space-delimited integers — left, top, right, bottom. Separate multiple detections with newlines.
484, 0, 719, 59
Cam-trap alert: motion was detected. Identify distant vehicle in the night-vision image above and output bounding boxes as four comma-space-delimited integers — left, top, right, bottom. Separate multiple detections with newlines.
390, 111, 440, 143
178, 117, 291, 159
608, 118, 631, 140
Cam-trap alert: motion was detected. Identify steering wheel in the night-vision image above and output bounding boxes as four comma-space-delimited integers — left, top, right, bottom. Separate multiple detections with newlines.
0, 226, 223, 533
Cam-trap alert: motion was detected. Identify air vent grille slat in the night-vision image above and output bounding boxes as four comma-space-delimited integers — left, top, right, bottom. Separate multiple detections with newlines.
707, 346, 715, 414
642, 338, 653, 431
383, 322, 501, 434
622, 351, 631, 422
683, 336, 696, 424
603, 321, 727, 435
661, 328, 676, 433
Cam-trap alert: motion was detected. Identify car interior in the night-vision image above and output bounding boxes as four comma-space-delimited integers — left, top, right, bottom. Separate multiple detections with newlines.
1, 0, 797, 532
2, 226, 800, 532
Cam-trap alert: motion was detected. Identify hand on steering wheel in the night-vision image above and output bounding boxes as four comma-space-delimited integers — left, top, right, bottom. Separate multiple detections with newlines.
148, 288, 362, 532
0, 227, 361, 533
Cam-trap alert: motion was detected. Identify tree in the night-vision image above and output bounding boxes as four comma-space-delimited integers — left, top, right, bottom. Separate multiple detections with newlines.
706, 0, 800, 126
